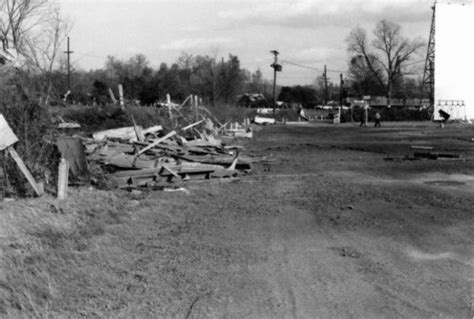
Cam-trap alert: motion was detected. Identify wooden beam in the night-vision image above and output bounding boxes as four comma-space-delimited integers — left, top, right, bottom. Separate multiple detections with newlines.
136, 130, 177, 157
181, 119, 205, 131
180, 95, 192, 108
131, 115, 144, 142
162, 165, 180, 179
7, 147, 43, 196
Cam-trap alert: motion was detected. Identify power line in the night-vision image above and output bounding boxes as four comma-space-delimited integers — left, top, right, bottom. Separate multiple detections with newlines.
281, 60, 322, 72
281, 60, 348, 74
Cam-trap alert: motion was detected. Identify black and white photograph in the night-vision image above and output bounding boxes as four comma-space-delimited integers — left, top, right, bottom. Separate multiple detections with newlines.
0, 0, 472, 317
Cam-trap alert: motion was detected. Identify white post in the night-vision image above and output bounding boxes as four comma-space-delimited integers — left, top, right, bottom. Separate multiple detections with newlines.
57, 158, 69, 200
118, 84, 124, 110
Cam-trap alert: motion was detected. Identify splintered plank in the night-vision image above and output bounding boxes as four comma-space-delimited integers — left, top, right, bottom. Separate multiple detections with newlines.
137, 130, 177, 156
7, 147, 43, 196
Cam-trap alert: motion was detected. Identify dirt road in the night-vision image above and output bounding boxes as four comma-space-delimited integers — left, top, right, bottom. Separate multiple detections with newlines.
1, 122, 473, 318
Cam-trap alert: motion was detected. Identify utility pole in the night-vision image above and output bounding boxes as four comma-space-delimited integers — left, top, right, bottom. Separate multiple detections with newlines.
323, 65, 329, 105
270, 50, 282, 114
64, 37, 74, 93
339, 73, 344, 107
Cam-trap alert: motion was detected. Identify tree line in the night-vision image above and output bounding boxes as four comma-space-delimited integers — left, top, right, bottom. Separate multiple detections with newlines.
50, 53, 273, 106
0, 0, 427, 108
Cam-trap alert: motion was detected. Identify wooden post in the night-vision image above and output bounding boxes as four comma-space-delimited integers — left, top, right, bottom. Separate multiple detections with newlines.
167, 93, 173, 121
57, 158, 69, 200
118, 84, 124, 110
194, 95, 199, 121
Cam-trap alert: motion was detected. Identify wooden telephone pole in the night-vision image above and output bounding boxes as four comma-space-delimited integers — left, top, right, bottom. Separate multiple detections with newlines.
64, 37, 74, 93
270, 50, 282, 114
323, 65, 329, 105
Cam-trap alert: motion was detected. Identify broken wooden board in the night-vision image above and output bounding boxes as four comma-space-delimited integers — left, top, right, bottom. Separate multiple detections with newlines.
143, 125, 163, 135
183, 138, 222, 148
174, 154, 252, 170
58, 122, 81, 129
0, 114, 18, 150
93, 126, 144, 142
7, 147, 43, 196
182, 119, 205, 131
136, 130, 177, 156
104, 153, 170, 169
131, 116, 144, 142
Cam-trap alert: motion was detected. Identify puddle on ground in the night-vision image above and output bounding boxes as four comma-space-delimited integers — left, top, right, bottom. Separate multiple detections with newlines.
407, 248, 473, 267
424, 180, 466, 186
410, 174, 474, 194
407, 249, 455, 261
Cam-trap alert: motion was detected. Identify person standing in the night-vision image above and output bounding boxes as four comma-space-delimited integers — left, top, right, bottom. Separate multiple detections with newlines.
374, 111, 381, 127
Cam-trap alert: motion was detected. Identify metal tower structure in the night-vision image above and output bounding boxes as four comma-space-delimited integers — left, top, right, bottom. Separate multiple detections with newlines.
422, 3, 436, 108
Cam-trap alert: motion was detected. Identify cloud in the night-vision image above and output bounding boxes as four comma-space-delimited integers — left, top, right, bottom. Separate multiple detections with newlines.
286, 47, 345, 64
160, 37, 237, 50
218, 0, 432, 29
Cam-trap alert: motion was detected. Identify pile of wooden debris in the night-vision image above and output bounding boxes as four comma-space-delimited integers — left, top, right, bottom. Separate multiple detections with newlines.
82, 119, 255, 190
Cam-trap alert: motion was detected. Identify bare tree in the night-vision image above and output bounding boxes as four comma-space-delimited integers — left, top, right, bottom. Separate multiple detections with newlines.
0, 0, 70, 105
347, 20, 424, 106
0, 0, 49, 54
25, 4, 70, 104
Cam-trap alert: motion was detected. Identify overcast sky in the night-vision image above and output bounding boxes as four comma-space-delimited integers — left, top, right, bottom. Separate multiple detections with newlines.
60, 0, 434, 86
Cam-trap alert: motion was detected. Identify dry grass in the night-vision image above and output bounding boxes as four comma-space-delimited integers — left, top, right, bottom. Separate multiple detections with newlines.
0, 188, 130, 317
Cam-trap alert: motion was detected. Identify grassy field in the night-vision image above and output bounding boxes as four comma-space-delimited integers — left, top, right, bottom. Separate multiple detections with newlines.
0, 121, 473, 317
